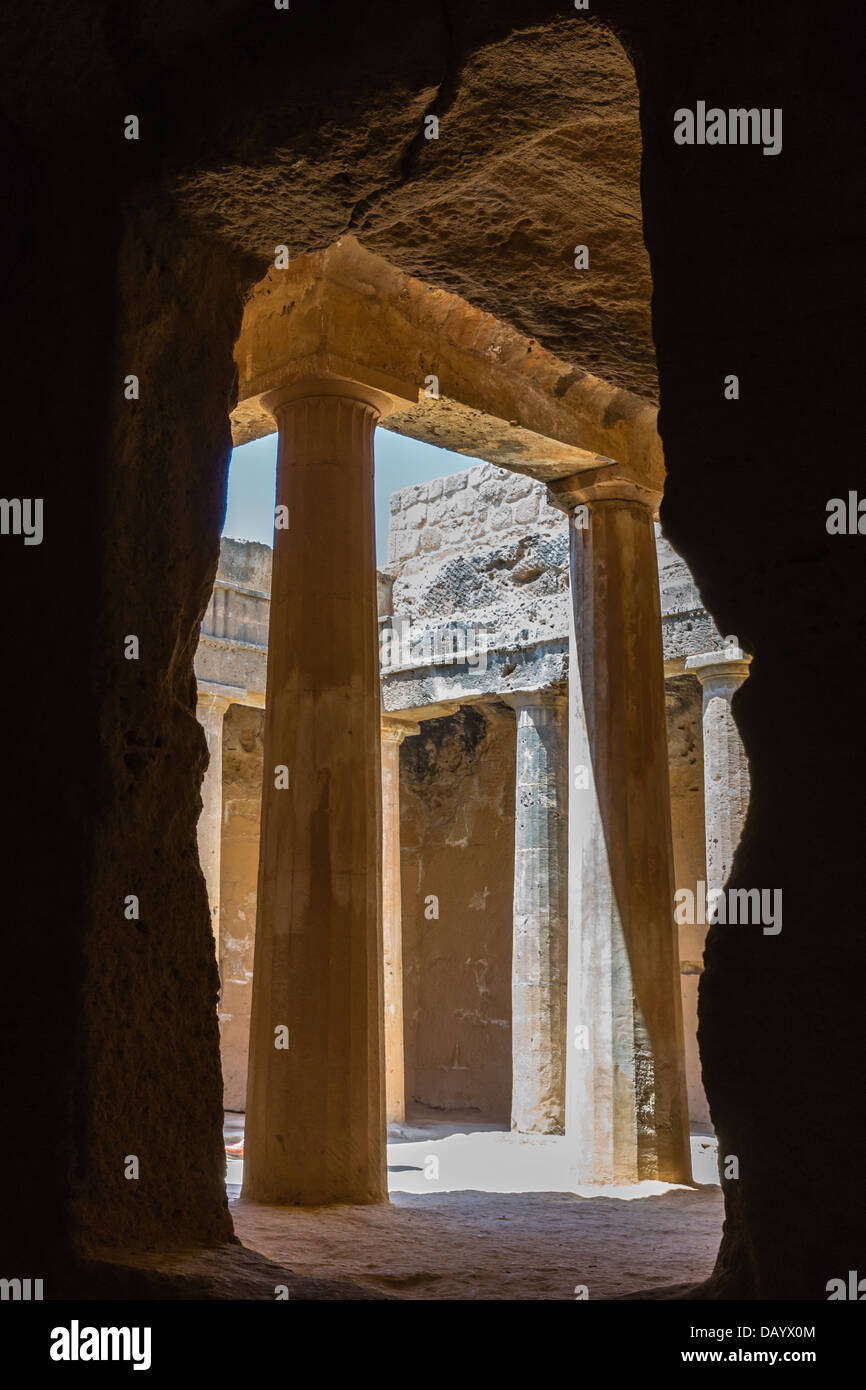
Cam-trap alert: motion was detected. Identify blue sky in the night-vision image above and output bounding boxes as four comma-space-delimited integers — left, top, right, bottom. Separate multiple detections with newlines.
223, 429, 478, 561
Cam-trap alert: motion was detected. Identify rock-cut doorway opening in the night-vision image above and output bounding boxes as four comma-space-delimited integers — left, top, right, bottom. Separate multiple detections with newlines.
185, 18, 746, 1298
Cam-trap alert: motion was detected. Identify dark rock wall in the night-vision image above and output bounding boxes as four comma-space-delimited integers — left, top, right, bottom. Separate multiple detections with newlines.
627, 6, 866, 1299
1, 0, 862, 1295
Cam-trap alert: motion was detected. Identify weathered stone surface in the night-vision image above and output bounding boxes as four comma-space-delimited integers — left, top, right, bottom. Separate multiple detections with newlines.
232, 237, 662, 488
563, 485, 690, 1183
400, 705, 515, 1118
505, 691, 568, 1135
219, 703, 265, 1113
381, 470, 721, 714
195, 541, 270, 700
685, 649, 752, 898
665, 676, 710, 1128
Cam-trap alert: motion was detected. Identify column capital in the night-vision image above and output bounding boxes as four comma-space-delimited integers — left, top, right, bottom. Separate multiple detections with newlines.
262, 367, 414, 423
196, 681, 245, 717
685, 644, 752, 685
381, 715, 421, 744
546, 462, 662, 517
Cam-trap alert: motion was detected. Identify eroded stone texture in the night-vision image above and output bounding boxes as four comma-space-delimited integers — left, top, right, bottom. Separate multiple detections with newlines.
184, 18, 654, 403
65, 212, 250, 1256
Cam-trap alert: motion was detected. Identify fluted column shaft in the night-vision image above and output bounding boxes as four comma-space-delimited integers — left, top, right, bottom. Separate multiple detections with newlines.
685, 645, 752, 896
243, 379, 388, 1205
550, 473, 691, 1184
505, 690, 568, 1134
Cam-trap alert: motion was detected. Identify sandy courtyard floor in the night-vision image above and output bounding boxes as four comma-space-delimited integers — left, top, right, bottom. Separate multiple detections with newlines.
227, 1115, 724, 1300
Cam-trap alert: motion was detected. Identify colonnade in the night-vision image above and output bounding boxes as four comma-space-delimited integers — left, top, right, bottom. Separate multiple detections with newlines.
194, 371, 752, 1201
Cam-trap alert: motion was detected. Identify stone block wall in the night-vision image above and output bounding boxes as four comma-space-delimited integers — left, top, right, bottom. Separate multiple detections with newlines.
385, 464, 720, 666
388, 461, 566, 572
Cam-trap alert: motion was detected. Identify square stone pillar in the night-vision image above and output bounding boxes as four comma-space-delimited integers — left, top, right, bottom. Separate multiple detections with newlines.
195, 684, 243, 951
380, 715, 419, 1125
503, 690, 568, 1134
549, 469, 691, 1184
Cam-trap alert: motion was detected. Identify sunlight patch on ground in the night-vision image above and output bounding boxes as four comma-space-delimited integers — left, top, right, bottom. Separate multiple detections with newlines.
224, 1114, 719, 1196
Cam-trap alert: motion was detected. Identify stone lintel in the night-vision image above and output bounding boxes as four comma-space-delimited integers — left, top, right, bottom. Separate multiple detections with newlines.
501, 686, 567, 711
381, 638, 569, 718
382, 398, 605, 484
196, 680, 247, 712
380, 698, 462, 724
232, 237, 662, 487
212, 577, 270, 601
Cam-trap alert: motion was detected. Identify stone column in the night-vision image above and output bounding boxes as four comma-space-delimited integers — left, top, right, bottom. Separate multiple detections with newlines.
381, 715, 419, 1125
503, 690, 568, 1134
548, 470, 691, 1184
244, 376, 395, 1206
685, 642, 752, 896
195, 687, 236, 947
665, 676, 711, 1129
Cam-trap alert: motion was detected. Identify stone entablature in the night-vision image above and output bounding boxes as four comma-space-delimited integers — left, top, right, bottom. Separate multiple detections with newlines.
231, 238, 663, 496
379, 464, 721, 716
